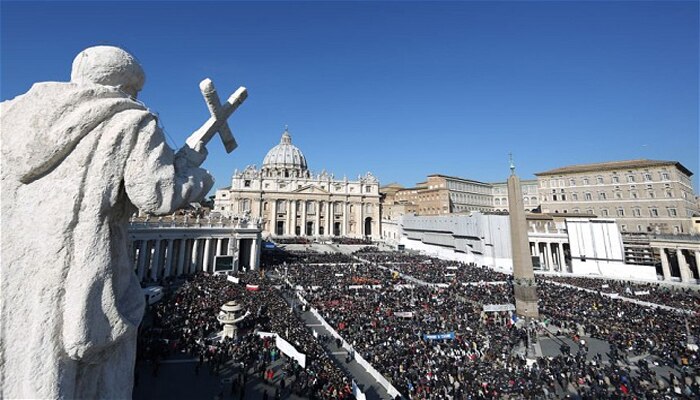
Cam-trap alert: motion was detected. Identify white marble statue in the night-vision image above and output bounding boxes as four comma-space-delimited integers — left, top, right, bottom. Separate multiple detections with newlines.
0, 46, 242, 398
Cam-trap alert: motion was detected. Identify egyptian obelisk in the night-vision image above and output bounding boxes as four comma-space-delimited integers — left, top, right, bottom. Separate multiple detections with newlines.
507, 156, 539, 318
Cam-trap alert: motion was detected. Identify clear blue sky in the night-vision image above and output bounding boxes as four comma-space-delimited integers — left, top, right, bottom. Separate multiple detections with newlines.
2, 1, 698, 193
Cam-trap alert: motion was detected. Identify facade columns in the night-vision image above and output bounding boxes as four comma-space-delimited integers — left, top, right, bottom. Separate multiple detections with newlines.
301, 201, 307, 236
343, 202, 349, 236
291, 200, 298, 236
150, 239, 162, 281
315, 201, 321, 236
360, 202, 365, 237
249, 239, 258, 270
271, 200, 278, 235
137, 240, 148, 281
677, 248, 693, 283
202, 238, 212, 272
695, 250, 700, 279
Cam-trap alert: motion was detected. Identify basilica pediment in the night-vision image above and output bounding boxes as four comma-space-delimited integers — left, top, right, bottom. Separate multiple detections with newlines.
293, 185, 329, 194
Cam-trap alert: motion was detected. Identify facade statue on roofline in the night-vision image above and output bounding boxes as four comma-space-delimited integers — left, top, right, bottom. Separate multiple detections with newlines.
0, 45, 247, 398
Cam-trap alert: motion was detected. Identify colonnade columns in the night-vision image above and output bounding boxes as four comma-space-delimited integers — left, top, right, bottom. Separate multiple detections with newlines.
557, 243, 565, 272
150, 239, 162, 281
137, 240, 148, 281
163, 240, 174, 278
176, 239, 187, 275
190, 239, 199, 274
216, 238, 223, 256
677, 248, 693, 283
202, 239, 211, 272
531, 241, 541, 270
315, 201, 321, 236
659, 248, 672, 281
544, 244, 554, 271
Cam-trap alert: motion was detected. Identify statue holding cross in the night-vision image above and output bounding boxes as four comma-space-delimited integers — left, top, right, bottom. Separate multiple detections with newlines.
0, 45, 247, 398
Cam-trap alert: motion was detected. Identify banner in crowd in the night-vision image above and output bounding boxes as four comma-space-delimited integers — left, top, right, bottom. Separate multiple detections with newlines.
275, 335, 306, 368
393, 284, 415, 291
634, 290, 650, 296
348, 285, 382, 290
245, 284, 260, 291
256, 331, 306, 368
433, 283, 449, 288
482, 304, 516, 312
446, 266, 459, 270
423, 332, 455, 340
445, 273, 456, 277
601, 284, 610, 289
226, 275, 240, 284
394, 311, 414, 318
335, 273, 344, 277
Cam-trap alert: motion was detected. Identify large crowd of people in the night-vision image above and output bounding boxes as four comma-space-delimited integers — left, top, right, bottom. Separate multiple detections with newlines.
273, 249, 699, 399
139, 247, 700, 399
546, 275, 700, 313
138, 272, 354, 399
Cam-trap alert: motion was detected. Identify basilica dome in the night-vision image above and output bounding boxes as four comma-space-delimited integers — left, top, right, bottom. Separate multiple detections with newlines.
262, 129, 309, 178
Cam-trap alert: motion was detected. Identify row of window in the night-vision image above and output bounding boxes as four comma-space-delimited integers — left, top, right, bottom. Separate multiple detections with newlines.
541, 171, 672, 188
545, 190, 675, 202
494, 196, 538, 206
446, 181, 490, 194
557, 207, 678, 217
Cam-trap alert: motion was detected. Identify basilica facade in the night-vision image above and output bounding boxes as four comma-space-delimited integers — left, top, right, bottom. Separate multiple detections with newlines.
214, 129, 381, 239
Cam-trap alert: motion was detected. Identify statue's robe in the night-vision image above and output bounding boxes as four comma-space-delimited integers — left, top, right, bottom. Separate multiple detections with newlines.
1, 82, 212, 398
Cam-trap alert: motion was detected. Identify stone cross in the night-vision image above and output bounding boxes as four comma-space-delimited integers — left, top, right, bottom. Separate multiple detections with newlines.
185, 78, 247, 153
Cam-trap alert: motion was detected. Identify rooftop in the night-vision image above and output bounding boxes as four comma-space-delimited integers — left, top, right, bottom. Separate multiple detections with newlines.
535, 159, 693, 177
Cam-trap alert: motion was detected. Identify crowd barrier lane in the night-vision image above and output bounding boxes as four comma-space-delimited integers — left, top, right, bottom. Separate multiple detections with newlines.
352, 380, 367, 400
306, 306, 401, 398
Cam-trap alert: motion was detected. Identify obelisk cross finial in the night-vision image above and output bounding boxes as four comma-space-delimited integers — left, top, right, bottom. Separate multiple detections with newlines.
509, 152, 515, 175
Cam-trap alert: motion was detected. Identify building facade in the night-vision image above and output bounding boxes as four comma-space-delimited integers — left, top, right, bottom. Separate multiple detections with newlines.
390, 175, 538, 216
535, 159, 699, 234
398, 213, 676, 282
214, 129, 381, 239
491, 179, 539, 212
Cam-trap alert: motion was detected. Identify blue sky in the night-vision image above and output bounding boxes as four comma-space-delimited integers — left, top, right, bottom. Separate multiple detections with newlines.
2, 1, 698, 193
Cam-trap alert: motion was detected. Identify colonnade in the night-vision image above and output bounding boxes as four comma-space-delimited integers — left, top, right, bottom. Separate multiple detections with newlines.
529, 240, 569, 272
657, 247, 700, 283
130, 236, 261, 283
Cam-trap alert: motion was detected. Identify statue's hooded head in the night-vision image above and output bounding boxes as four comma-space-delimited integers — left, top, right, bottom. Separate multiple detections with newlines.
71, 45, 146, 98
